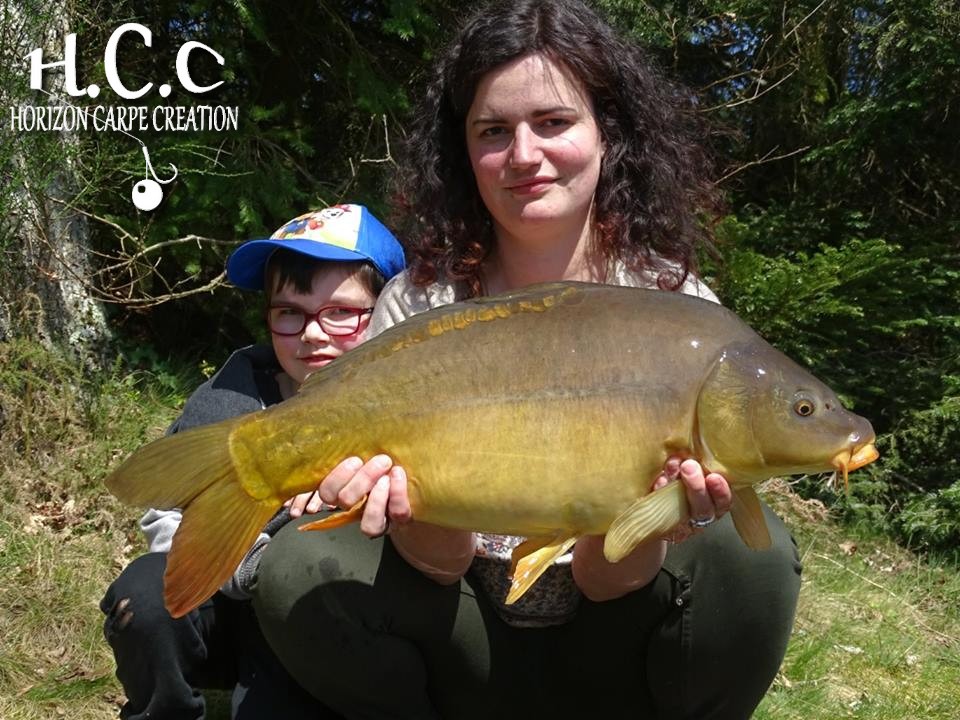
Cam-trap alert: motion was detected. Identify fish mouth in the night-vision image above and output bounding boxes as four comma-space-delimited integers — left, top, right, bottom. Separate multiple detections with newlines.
831, 442, 880, 492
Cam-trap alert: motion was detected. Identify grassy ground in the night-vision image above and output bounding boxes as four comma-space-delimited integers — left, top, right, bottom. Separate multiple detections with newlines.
1, 339, 958, 718
0, 339, 187, 719
756, 482, 960, 719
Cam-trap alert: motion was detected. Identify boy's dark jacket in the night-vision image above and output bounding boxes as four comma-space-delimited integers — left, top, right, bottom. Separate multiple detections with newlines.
139, 344, 288, 599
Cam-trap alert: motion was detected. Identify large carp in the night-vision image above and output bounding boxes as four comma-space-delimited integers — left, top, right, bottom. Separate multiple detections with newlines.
106, 282, 878, 617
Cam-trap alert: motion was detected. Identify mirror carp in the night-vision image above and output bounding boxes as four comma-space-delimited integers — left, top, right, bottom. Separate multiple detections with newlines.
105, 282, 878, 617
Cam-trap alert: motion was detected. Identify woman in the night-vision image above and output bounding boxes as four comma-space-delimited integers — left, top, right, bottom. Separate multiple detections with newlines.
252, 2, 801, 718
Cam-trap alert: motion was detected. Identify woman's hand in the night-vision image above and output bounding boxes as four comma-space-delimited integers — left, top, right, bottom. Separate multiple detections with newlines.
654, 457, 732, 543
315, 455, 411, 536
283, 490, 326, 518
315, 456, 475, 583
572, 457, 732, 602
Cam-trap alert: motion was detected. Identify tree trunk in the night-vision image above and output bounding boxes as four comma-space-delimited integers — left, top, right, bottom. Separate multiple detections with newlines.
1, 1, 110, 369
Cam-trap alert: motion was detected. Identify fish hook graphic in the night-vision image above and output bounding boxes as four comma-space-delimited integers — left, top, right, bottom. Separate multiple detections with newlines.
132, 144, 178, 211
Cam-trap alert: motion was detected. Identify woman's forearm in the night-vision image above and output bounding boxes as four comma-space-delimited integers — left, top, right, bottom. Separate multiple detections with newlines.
389, 523, 477, 584
571, 535, 668, 602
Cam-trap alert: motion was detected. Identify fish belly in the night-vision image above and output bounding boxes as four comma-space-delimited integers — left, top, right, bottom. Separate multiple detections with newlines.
376, 393, 684, 537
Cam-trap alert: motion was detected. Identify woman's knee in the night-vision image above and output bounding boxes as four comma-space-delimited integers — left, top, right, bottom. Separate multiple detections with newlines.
650, 506, 802, 718
251, 519, 480, 714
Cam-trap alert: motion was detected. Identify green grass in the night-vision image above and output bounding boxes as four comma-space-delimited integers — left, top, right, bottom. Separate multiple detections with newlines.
0, 338, 191, 719
0, 505, 133, 718
1, 338, 958, 718
755, 482, 960, 719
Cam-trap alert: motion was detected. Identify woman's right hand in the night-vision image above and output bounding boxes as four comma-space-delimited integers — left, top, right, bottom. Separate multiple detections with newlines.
317, 456, 475, 583
317, 455, 411, 537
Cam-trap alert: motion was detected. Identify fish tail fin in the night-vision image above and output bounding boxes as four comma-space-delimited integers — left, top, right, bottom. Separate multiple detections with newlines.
604, 481, 687, 562
104, 420, 277, 618
105, 420, 243, 508
165, 471, 277, 617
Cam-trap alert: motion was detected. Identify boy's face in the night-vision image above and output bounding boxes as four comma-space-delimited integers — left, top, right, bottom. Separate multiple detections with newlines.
269, 265, 376, 387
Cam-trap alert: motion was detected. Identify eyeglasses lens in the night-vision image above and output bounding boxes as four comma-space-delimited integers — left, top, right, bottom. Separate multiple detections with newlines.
268, 307, 368, 336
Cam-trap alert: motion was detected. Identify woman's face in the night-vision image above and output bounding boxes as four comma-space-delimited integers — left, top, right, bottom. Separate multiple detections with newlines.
465, 53, 604, 244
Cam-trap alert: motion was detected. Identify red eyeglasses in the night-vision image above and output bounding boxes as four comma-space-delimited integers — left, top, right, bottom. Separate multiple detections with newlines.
266, 304, 373, 337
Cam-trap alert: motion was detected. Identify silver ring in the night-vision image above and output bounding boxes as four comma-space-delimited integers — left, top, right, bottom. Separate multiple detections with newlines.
689, 515, 716, 529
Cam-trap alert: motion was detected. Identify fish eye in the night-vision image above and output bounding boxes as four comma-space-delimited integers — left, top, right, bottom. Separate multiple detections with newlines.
794, 398, 816, 417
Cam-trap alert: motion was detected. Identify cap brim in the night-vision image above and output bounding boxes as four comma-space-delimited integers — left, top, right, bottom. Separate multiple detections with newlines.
226, 239, 373, 291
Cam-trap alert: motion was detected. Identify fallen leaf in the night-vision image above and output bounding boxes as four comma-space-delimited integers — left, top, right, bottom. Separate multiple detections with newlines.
835, 644, 864, 655
839, 541, 858, 555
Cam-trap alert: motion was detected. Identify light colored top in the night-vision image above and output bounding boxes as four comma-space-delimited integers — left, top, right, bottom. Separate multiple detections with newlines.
370, 262, 719, 337
369, 262, 720, 627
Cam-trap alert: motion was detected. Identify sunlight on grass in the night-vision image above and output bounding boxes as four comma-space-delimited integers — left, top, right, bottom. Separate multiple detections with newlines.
0, 343, 181, 719
755, 482, 960, 719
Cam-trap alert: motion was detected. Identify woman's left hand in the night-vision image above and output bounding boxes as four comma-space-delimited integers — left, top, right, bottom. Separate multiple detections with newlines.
572, 457, 732, 601
654, 456, 733, 543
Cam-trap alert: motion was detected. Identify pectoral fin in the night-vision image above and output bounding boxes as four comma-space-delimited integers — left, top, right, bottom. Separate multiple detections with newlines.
298, 497, 367, 531
506, 535, 578, 605
730, 486, 771, 550
604, 481, 687, 563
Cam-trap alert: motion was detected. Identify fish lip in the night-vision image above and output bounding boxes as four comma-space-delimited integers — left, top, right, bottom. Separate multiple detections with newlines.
846, 443, 879, 472
830, 442, 880, 491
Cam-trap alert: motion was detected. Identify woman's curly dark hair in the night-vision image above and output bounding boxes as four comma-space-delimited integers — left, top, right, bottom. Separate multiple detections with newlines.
392, 0, 723, 296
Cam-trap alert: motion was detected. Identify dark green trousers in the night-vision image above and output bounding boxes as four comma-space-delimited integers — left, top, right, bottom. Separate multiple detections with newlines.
251, 505, 800, 720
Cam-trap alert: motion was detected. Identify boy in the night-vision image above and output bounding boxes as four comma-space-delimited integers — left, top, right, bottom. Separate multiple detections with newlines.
100, 204, 405, 719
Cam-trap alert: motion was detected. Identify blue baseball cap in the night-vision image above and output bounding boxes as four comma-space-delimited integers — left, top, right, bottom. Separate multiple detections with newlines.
226, 204, 405, 291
